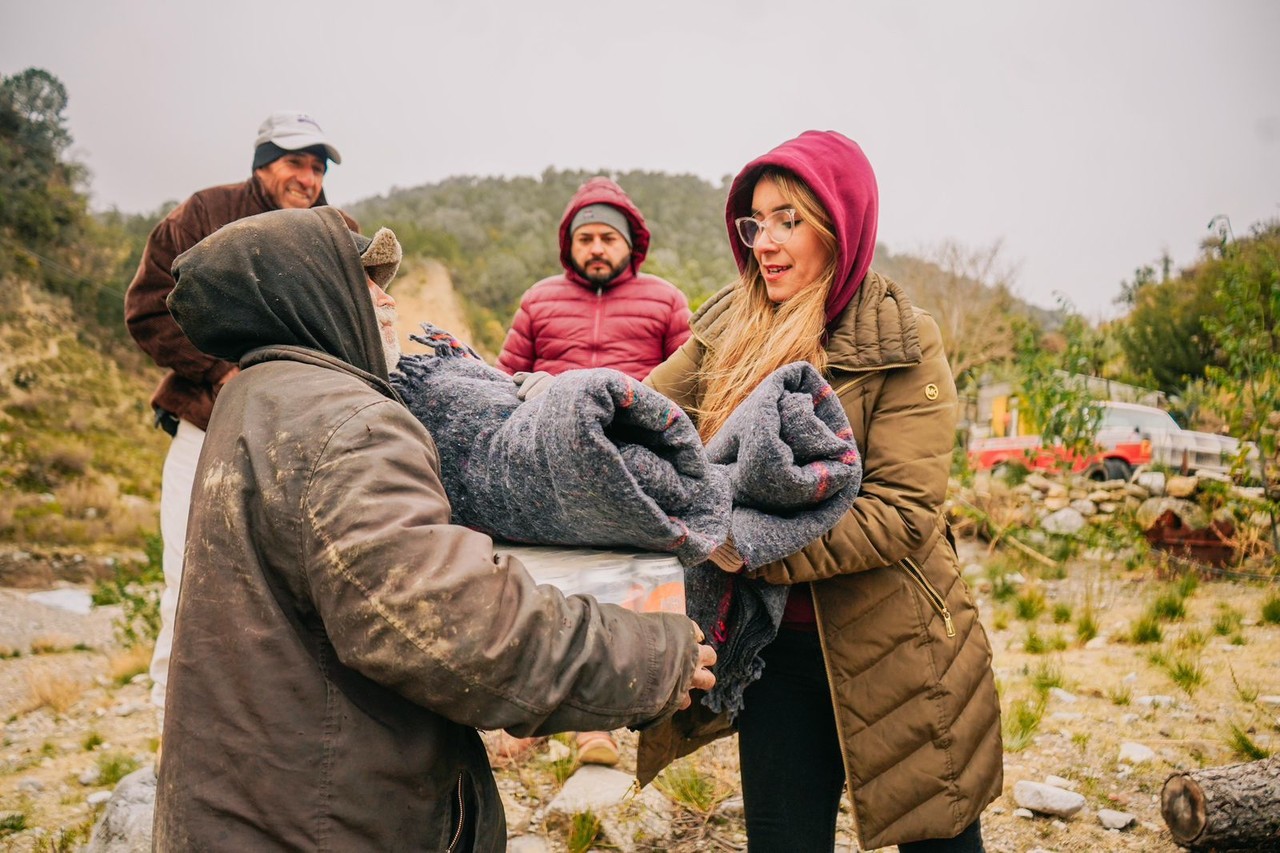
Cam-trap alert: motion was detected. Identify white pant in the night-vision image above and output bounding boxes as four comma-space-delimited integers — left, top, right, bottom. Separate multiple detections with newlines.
150, 418, 205, 714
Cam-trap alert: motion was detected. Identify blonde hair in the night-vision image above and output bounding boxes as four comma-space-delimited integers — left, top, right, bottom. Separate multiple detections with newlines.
694, 169, 839, 441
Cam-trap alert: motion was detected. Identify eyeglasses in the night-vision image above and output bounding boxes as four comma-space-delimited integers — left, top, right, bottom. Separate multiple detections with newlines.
734, 208, 799, 248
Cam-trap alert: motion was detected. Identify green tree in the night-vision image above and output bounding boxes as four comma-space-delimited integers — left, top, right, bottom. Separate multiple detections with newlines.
1114, 258, 1222, 396
0, 68, 86, 255
1201, 219, 1280, 547
1012, 305, 1106, 473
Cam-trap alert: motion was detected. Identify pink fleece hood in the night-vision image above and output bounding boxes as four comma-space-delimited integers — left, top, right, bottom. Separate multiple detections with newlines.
725, 130, 879, 326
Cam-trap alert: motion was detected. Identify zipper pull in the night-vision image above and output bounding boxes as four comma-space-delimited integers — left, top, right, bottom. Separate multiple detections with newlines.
942, 608, 955, 637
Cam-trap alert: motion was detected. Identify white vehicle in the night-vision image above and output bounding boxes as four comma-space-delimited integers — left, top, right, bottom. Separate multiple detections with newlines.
969, 401, 1249, 481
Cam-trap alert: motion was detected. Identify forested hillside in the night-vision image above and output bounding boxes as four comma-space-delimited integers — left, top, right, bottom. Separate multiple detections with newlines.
348, 169, 741, 350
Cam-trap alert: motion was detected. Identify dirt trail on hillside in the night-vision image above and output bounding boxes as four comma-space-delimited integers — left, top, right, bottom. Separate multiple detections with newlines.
389, 259, 472, 357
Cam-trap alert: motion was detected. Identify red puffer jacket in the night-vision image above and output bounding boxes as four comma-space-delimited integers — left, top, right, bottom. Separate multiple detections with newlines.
495, 177, 690, 380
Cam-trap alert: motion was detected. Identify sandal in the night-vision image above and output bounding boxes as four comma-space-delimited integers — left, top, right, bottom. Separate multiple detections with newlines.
575, 731, 619, 767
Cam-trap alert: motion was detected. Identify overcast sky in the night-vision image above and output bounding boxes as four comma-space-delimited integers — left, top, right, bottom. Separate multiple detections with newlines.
4, 0, 1277, 318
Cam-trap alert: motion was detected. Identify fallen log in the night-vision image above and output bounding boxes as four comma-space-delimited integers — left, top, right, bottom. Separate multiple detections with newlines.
1161, 754, 1280, 850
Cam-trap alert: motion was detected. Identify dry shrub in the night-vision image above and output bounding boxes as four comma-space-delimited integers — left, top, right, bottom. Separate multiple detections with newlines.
30, 632, 79, 654
58, 476, 119, 517
108, 644, 153, 685
5, 386, 58, 417
8, 476, 156, 547
45, 440, 93, 477
22, 670, 85, 715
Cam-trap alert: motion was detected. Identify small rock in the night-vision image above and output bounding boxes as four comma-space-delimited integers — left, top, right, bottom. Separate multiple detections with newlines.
1013, 779, 1086, 817
1165, 475, 1200, 498
1258, 695, 1280, 707
79, 767, 102, 786
1136, 497, 1208, 531
1118, 742, 1156, 763
1048, 687, 1078, 704
545, 738, 571, 762
87, 791, 113, 807
1098, 808, 1136, 830
546, 765, 637, 817
1043, 774, 1075, 789
717, 796, 744, 819
1125, 480, 1155, 499
507, 837, 550, 853
17, 778, 45, 793
1013, 807, 1035, 819
1069, 499, 1098, 517
1041, 507, 1086, 534
1042, 496, 1072, 513
1084, 636, 1108, 649
1025, 474, 1054, 492
1136, 695, 1175, 708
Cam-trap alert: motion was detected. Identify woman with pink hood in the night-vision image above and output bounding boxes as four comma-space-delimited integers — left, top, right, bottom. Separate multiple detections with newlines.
640, 131, 1002, 851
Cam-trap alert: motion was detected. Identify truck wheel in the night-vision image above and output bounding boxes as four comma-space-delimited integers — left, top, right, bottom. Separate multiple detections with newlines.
1104, 459, 1132, 482
1084, 459, 1132, 482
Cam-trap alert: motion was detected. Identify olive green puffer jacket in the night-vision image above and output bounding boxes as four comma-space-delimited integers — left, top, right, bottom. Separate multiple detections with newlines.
639, 270, 1003, 849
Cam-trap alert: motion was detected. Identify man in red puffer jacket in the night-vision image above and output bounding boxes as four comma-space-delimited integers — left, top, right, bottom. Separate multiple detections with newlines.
494, 176, 691, 768
496, 176, 691, 381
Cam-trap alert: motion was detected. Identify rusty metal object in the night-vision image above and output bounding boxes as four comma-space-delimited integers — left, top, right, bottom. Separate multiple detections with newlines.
1142, 509, 1236, 568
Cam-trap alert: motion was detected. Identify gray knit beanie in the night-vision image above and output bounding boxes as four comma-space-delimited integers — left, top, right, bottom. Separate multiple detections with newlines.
569, 203, 632, 247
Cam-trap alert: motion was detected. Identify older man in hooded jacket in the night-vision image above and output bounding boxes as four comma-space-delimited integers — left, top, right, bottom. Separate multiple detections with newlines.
156, 206, 714, 851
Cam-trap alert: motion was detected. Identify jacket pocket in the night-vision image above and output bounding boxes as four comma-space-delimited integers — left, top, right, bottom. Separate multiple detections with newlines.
898, 556, 955, 638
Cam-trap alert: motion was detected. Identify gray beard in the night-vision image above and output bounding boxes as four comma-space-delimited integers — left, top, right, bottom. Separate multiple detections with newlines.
374, 303, 402, 373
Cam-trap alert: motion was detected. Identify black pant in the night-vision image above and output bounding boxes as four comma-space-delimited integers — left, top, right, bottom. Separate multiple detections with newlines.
736, 628, 985, 852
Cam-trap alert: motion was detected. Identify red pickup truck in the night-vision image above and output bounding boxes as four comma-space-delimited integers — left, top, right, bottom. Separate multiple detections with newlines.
967, 401, 1244, 481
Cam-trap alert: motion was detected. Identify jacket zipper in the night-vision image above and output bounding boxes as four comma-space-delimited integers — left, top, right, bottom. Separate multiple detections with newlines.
591, 286, 604, 368
832, 374, 871, 398
899, 556, 955, 637
446, 772, 466, 852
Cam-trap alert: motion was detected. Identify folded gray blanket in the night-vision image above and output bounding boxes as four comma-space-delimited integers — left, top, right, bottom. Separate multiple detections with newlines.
685, 361, 862, 717
391, 325, 731, 567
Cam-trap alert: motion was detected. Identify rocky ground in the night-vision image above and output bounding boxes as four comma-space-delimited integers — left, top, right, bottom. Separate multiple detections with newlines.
1, 536, 1278, 852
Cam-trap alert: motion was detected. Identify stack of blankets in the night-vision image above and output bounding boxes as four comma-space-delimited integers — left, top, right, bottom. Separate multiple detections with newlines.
391, 325, 861, 717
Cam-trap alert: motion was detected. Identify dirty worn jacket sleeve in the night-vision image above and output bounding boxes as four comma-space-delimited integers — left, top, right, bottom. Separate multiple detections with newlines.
758, 315, 955, 584
302, 398, 701, 734
124, 200, 236, 387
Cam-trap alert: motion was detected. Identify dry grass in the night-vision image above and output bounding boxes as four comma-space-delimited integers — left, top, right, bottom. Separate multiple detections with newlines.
29, 632, 80, 655
108, 644, 153, 685
0, 476, 157, 546
21, 670, 86, 715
